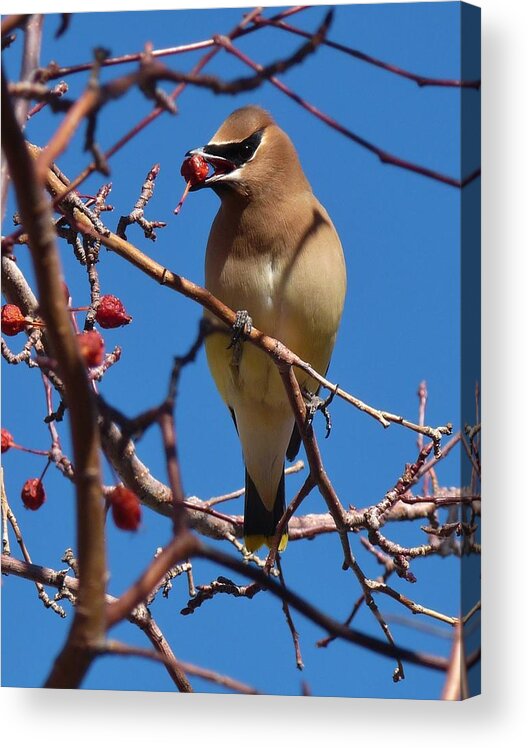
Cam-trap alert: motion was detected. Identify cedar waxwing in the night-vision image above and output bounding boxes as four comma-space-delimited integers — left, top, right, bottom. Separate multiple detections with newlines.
187, 105, 346, 552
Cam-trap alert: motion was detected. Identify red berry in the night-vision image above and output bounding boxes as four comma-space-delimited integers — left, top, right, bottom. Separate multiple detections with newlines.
1, 428, 14, 453
95, 295, 132, 329
1, 304, 26, 336
109, 486, 141, 531
21, 478, 46, 510
77, 330, 105, 367
180, 155, 209, 185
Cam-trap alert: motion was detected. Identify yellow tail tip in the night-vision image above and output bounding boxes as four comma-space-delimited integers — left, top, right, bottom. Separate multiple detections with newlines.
244, 533, 288, 553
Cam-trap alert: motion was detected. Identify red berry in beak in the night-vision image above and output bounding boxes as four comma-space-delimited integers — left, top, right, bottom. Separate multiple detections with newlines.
180, 154, 209, 185
174, 155, 210, 215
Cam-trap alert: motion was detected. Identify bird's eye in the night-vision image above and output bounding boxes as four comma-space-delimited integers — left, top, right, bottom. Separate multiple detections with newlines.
237, 130, 264, 162
203, 129, 264, 168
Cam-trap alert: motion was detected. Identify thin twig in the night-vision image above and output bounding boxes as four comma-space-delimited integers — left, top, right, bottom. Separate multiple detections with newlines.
277, 556, 304, 670
255, 14, 481, 88
37, 6, 307, 81
317, 538, 395, 648
1, 475, 66, 617
116, 163, 166, 241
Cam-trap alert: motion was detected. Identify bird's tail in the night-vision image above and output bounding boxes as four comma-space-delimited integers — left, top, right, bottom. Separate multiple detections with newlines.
244, 468, 288, 553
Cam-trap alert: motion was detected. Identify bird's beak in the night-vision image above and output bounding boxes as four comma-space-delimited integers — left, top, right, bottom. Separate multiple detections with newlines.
185, 146, 238, 190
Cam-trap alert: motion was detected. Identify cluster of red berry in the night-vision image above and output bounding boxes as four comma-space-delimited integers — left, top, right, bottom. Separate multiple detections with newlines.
2, 294, 132, 368
2, 293, 141, 529
2, 425, 141, 528
2, 429, 45, 509
76, 294, 132, 366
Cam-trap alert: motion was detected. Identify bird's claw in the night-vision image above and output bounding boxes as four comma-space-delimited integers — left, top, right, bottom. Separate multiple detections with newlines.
228, 310, 253, 350
228, 310, 252, 369
303, 385, 338, 438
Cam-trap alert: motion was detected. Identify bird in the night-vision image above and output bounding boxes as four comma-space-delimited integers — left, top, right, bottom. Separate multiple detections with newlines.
186, 105, 346, 552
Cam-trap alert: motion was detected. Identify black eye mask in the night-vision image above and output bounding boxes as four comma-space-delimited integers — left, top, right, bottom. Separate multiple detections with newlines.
203, 129, 264, 168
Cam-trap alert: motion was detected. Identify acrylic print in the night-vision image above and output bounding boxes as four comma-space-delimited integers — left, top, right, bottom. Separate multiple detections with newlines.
1, 3, 481, 699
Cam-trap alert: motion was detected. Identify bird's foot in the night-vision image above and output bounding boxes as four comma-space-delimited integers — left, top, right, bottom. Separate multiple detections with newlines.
228, 310, 253, 348
228, 310, 252, 367
302, 385, 338, 438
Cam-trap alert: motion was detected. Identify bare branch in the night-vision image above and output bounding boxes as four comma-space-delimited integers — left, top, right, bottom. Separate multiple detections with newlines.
40, 6, 268, 204
2, 72, 106, 690
1, 555, 257, 694
37, 6, 308, 81
34, 11, 333, 179
277, 557, 304, 670
255, 13, 481, 89
116, 163, 166, 241
194, 542, 451, 673
1, 477, 66, 618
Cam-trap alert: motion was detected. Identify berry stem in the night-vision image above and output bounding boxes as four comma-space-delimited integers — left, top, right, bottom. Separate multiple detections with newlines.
174, 181, 191, 215
11, 443, 50, 457
39, 457, 52, 482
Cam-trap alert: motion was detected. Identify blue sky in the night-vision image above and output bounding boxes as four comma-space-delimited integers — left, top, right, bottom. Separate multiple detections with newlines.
1, 3, 480, 699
